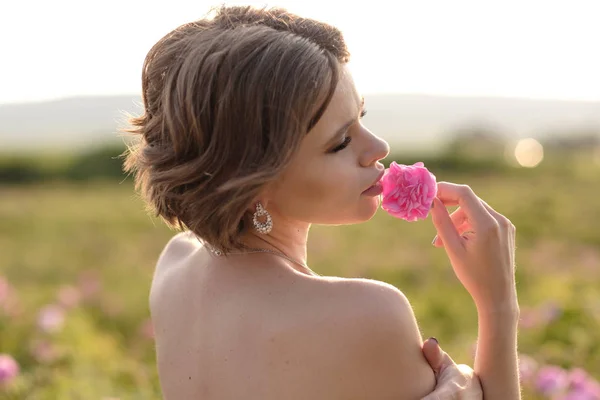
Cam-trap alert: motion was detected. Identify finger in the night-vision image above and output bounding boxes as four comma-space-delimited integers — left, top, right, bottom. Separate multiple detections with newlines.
421, 337, 457, 377
456, 221, 475, 236
477, 199, 516, 243
450, 208, 468, 227
458, 365, 483, 395
444, 194, 501, 225
430, 197, 463, 254
422, 338, 443, 370
435, 182, 495, 231
421, 364, 480, 400
434, 201, 508, 247
449, 365, 482, 397
435, 185, 499, 223
433, 209, 470, 247
439, 196, 503, 229
433, 365, 468, 392
456, 364, 476, 381
479, 198, 514, 231
461, 231, 476, 242
436, 349, 457, 377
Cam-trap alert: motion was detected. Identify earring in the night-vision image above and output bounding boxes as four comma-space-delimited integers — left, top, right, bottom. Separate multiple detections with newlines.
252, 201, 273, 234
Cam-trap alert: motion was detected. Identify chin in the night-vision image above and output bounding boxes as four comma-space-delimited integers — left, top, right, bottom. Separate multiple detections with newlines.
318, 195, 382, 226
357, 194, 381, 222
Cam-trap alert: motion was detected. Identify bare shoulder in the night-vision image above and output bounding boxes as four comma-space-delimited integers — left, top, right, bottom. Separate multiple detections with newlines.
334, 277, 412, 311
154, 231, 202, 273
321, 277, 436, 399
325, 277, 419, 326
157, 231, 200, 263
149, 231, 201, 307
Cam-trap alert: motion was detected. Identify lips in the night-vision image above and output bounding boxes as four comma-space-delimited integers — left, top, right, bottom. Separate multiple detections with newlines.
363, 169, 385, 193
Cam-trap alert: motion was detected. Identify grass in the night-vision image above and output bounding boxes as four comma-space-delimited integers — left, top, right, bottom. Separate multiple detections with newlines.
1, 155, 599, 398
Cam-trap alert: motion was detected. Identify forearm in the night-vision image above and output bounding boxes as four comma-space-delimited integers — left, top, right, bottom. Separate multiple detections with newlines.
474, 307, 521, 400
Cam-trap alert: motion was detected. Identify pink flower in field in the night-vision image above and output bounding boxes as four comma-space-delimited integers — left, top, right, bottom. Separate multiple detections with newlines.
57, 285, 81, 309
0, 354, 19, 386
519, 302, 563, 330
557, 391, 594, 400
37, 304, 65, 333
536, 365, 569, 396
558, 386, 600, 400
557, 369, 600, 400
77, 270, 102, 301
539, 301, 562, 324
567, 368, 592, 392
585, 380, 600, 398
29, 339, 60, 364
381, 162, 437, 222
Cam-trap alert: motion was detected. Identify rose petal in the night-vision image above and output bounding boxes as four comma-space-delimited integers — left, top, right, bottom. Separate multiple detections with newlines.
381, 162, 437, 222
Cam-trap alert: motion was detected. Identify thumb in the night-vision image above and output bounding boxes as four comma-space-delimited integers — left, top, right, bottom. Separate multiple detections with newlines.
430, 197, 462, 254
422, 337, 457, 377
422, 338, 443, 372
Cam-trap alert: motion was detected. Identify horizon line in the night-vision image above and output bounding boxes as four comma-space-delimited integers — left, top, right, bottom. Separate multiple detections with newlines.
2, 91, 600, 107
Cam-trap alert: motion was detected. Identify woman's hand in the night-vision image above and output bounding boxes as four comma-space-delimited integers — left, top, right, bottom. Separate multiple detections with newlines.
429, 182, 520, 399
420, 338, 482, 400
430, 182, 518, 314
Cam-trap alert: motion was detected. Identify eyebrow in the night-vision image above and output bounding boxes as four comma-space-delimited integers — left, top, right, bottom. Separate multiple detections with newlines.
326, 96, 365, 146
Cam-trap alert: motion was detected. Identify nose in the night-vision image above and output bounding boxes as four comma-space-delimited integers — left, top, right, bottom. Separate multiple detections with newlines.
360, 131, 390, 168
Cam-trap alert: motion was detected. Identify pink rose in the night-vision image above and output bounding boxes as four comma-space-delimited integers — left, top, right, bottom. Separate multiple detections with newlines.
0, 353, 19, 385
381, 162, 437, 221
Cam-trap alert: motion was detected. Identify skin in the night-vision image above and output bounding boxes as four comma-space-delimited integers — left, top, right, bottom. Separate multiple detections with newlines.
235, 64, 390, 270
149, 65, 482, 399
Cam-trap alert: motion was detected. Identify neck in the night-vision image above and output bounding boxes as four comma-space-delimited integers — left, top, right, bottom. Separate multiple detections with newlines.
239, 210, 310, 268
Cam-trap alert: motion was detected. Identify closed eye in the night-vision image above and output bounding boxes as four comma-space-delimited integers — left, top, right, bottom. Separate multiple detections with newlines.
330, 108, 368, 153
331, 136, 352, 153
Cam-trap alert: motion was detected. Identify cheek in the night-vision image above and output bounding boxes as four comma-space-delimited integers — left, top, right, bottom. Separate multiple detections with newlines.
276, 162, 359, 216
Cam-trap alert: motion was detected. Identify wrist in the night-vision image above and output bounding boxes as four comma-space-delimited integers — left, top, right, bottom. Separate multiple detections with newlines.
476, 300, 520, 320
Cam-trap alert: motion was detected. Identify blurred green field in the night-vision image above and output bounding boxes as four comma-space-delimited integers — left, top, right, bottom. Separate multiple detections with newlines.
1, 152, 600, 399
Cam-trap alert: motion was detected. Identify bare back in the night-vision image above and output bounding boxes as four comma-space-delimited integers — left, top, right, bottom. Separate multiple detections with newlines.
149, 232, 435, 399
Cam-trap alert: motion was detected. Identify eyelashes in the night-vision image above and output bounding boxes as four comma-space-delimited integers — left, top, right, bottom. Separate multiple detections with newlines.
331, 108, 368, 153
331, 136, 352, 152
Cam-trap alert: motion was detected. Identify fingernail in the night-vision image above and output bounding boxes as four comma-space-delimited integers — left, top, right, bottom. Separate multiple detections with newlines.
431, 235, 437, 245
428, 337, 438, 345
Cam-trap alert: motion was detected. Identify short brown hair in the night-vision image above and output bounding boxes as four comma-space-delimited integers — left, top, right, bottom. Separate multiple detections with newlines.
122, 5, 350, 254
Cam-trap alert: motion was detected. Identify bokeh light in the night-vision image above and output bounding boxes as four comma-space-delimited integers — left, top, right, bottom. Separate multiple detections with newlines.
514, 138, 544, 168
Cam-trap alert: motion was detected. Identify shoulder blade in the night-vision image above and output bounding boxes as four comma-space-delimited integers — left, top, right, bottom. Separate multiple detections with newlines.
327, 278, 436, 399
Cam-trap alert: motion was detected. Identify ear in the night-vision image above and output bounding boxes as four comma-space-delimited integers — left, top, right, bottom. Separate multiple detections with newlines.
245, 197, 268, 215
252, 183, 277, 211
246, 174, 282, 214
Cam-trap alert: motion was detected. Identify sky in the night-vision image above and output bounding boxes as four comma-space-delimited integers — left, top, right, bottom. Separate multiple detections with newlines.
1, 0, 599, 105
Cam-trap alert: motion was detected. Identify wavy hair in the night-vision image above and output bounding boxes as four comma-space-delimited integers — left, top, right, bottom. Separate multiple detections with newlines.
121, 5, 350, 254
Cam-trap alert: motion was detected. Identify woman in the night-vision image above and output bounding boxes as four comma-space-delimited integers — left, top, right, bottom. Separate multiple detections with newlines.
123, 5, 520, 399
